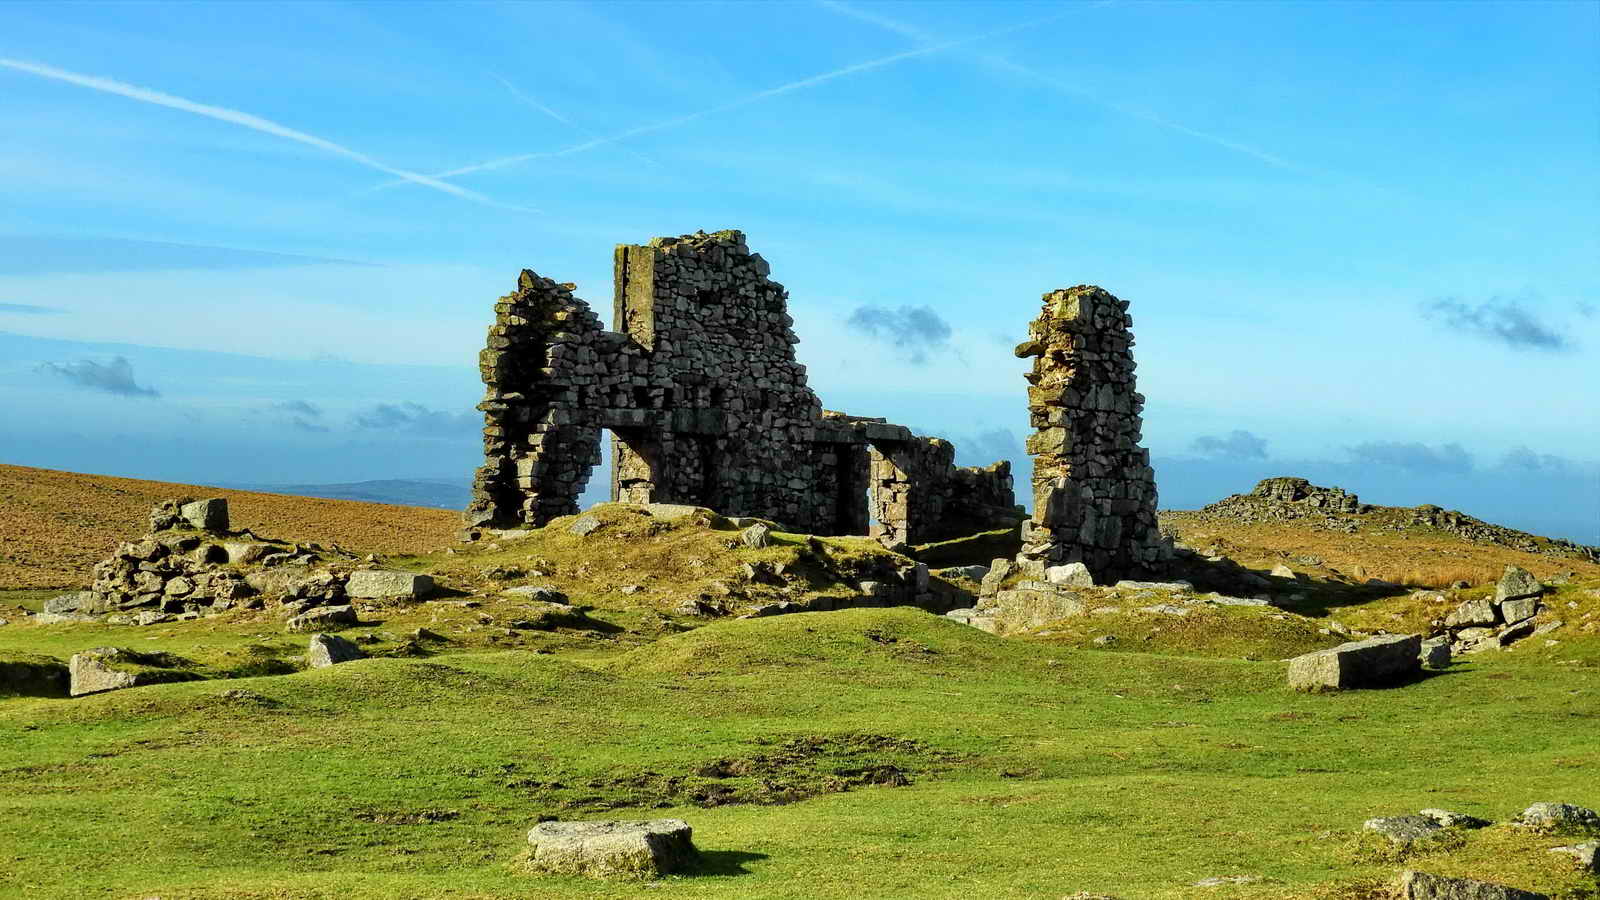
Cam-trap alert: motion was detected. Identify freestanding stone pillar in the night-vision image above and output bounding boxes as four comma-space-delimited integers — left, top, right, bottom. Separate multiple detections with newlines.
1013, 285, 1168, 579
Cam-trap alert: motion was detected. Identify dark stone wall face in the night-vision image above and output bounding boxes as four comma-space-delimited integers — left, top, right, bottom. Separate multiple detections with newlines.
465, 230, 1018, 543
1014, 285, 1169, 578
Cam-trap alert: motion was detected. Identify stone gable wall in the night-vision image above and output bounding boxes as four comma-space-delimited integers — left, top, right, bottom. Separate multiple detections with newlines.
1014, 285, 1169, 578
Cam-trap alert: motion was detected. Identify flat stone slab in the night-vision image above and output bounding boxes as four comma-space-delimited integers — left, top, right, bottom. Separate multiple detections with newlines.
1500, 597, 1539, 625
1115, 580, 1193, 592
502, 585, 568, 604
1288, 634, 1421, 691
526, 819, 696, 879
944, 608, 998, 633
1205, 595, 1270, 607
68, 647, 202, 697
346, 570, 434, 599
641, 503, 714, 521
990, 585, 1085, 632
43, 591, 95, 615
1399, 870, 1547, 900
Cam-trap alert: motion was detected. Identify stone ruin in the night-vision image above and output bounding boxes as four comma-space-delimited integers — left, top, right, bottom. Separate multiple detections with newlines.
465, 230, 1169, 581
1013, 286, 1169, 577
463, 229, 1021, 547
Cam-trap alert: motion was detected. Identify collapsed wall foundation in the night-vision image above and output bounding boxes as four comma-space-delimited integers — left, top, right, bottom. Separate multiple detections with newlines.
464, 230, 1020, 545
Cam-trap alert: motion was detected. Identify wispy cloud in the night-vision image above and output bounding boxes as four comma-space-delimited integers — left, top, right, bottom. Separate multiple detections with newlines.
846, 304, 952, 364
1498, 446, 1573, 475
352, 401, 478, 437
818, 0, 1300, 172
37, 355, 159, 397
1191, 429, 1268, 459
263, 399, 328, 433
1422, 297, 1573, 352
388, 7, 1076, 185
0, 58, 534, 213
0, 302, 65, 315
1346, 441, 1473, 475
0, 234, 374, 277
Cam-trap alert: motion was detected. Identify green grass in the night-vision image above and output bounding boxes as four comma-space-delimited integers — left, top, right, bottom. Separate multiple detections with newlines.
3, 606, 1598, 899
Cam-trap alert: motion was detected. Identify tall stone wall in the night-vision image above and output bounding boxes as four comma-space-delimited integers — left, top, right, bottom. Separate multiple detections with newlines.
1013, 285, 1168, 578
466, 230, 1019, 544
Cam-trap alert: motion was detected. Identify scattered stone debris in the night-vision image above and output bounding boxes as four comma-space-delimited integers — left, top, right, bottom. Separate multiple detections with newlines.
307, 633, 364, 668
1515, 802, 1600, 831
503, 586, 569, 604
1047, 563, 1094, 587
32, 499, 376, 629
1287, 634, 1421, 691
1420, 637, 1452, 669
1416, 808, 1491, 829
287, 605, 357, 633
1444, 566, 1554, 655
740, 523, 772, 549
524, 819, 697, 880
1548, 840, 1599, 873
1398, 869, 1547, 900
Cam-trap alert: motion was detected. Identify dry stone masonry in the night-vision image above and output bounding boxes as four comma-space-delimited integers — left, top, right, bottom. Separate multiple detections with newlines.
43, 499, 435, 629
1013, 286, 1169, 580
465, 230, 1019, 546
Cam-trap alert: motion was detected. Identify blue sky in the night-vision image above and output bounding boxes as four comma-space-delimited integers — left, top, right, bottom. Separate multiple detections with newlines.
1, 0, 1596, 542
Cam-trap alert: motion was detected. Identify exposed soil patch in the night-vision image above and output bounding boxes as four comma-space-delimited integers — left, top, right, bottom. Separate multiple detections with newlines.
354, 808, 461, 825
506, 733, 949, 811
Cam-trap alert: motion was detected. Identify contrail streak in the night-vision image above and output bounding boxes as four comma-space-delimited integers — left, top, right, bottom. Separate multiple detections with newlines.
818, 0, 1300, 172
392, 6, 1076, 185
492, 74, 659, 168
0, 57, 536, 211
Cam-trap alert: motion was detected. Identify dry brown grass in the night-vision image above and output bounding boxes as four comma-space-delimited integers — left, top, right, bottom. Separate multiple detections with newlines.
0, 463, 459, 589
1160, 512, 1600, 589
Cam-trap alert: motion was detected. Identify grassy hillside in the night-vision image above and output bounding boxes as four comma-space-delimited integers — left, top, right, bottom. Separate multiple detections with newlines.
0, 464, 459, 589
1, 469, 1597, 898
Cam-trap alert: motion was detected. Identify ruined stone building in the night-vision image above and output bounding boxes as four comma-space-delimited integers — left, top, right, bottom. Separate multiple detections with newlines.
464, 230, 1019, 545
465, 230, 1171, 578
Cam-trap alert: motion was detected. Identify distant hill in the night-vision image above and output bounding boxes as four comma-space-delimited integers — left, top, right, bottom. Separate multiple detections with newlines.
0, 464, 459, 589
229, 478, 471, 510
1162, 476, 1600, 588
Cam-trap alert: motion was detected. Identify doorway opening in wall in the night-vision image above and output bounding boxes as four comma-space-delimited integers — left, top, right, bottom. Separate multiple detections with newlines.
610, 427, 661, 505
580, 435, 613, 511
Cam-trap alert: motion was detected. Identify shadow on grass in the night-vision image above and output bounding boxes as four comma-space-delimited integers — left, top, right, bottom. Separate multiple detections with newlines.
1356, 666, 1462, 690
685, 849, 768, 877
